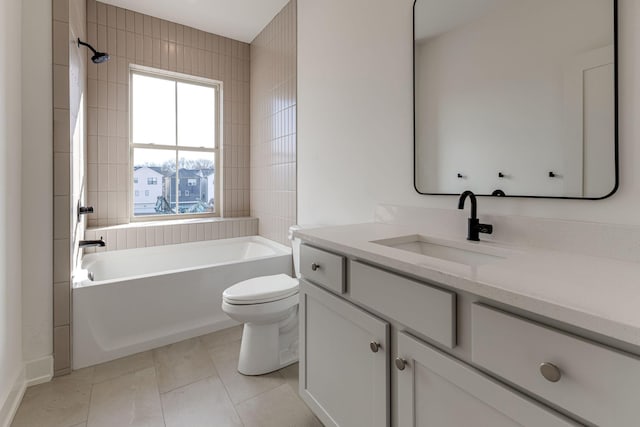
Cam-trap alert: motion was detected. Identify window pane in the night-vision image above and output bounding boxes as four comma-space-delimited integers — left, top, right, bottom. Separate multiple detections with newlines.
177, 151, 215, 214
132, 148, 176, 216
177, 82, 216, 148
132, 74, 176, 146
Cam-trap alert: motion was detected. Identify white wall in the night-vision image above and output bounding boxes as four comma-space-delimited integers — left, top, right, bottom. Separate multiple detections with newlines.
21, 0, 54, 375
0, 0, 24, 421
297, 0, 640, 227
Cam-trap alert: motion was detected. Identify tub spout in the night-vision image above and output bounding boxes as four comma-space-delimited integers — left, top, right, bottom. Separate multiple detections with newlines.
79, 237, 106, 248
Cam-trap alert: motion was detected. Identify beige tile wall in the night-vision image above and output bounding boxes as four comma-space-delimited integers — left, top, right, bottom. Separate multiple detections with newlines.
84, 217, 258, 253
85, 0, 251, 228
250, 0, 297, 245
52, 0, 87, 376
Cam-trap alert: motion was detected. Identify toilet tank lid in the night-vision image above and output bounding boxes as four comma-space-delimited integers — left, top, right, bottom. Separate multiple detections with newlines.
223, 274, 299, 304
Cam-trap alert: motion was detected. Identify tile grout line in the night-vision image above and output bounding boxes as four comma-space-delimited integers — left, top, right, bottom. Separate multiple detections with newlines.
154, 372, 220, 395
201, 337, 247, 426
153, 369, 168, 427
85, 334, 238, 392
90, 363, 154, 386
152, 337, 220, 395
229, 370, 288, 407
199, 333, 300, 409
84, 379, 96, 427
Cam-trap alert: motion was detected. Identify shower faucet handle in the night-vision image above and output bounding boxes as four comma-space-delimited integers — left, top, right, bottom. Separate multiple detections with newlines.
77, 202, 95, 221
78, 206, 94, 215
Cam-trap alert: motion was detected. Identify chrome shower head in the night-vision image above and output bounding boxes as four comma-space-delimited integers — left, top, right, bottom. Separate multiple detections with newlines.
77, 38, 110, 64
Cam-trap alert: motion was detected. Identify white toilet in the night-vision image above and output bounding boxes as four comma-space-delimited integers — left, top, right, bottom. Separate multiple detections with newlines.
221, 226, 302, 375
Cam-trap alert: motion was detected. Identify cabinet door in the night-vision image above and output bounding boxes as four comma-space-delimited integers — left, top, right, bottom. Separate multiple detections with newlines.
300, 281, 389, 427
396, 332, 579, 427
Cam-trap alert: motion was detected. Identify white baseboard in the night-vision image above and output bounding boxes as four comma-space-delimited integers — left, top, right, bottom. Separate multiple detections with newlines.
25, 355, 53, 387
0, 356, 53, 427
0, 367, 26, 427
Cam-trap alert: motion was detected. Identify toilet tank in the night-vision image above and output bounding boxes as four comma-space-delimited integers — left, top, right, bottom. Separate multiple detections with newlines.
288, 225, 302, 278
289, 225, 328, 278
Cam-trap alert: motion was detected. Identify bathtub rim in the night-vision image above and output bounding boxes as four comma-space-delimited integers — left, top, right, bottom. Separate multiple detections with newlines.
73, 235, 292, 289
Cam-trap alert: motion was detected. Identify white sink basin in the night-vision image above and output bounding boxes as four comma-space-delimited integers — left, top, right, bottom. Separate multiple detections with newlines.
371, 235, 510, 266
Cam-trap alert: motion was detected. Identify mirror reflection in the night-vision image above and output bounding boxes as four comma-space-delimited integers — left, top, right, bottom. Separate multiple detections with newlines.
414, 0, 616, 198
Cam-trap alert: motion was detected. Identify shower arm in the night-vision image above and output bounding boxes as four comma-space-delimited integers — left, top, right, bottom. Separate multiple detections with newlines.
77, 38, 98, 55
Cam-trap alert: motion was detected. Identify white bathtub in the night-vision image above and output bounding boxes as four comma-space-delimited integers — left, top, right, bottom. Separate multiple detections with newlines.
72, 236, 292, 369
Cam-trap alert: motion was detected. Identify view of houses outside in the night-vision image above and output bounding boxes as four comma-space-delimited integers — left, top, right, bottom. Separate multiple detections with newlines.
132, 157, 215, 216
131, 71, 218, 218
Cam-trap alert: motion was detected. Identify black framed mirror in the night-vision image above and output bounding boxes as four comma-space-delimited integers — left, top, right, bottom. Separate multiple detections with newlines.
414, 0, 618, 199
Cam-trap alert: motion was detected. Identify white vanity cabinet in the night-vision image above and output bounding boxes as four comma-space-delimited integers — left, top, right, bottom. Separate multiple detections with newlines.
298, 242, 637, 427
395, 332, 577, 427
471, 304, 640, 427
299, 280, 390, 427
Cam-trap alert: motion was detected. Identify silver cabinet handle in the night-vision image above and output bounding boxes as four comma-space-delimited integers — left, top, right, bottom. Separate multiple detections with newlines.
539, 362, 562, 383
311, 263, 320, 271
395, 357, 407, 371
370, 342, 380, 353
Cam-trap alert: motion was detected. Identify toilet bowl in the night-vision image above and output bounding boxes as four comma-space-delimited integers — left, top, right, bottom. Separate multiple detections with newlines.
221, 226, 304, 375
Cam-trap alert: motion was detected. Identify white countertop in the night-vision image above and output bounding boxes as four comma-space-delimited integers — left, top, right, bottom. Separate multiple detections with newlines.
296, 223, 640, 348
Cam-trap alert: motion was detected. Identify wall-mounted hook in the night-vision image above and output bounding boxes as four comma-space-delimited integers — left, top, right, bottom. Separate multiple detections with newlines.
549, 171, 556, 178
457, 173, 465, 179
498, 172, 505, 178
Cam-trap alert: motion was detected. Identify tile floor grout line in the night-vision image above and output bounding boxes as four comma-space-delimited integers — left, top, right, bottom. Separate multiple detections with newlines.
157, 348, 247, 427
157, 376, 212, 395
230, 396, 248, 427
84, 379, 96, 427
207, 352, 244, 412
230, 370, 288, 407
157, 372, 218, 396
206, 349, 247, 425
154, 373, 169, 427
152, 337, 222, 394
90, 364, 154, 386
201, 337, 243, 353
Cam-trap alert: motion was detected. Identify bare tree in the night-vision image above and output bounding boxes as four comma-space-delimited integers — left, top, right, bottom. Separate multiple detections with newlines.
178, 157, 214, 170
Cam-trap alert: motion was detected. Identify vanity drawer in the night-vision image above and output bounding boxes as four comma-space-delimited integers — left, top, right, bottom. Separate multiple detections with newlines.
349, 261, 456, 348
471, 304, 640, 427
300, 244, 346, 294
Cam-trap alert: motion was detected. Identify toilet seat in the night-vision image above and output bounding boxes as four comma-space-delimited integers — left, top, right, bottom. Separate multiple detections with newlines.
223, 274, 299, 305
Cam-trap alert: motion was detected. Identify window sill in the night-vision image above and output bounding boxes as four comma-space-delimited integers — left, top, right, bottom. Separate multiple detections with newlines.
83, 217, 259, 252
86, 216, 256, 232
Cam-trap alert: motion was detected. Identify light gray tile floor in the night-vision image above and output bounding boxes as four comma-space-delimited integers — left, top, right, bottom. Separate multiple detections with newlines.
12, 325, 322, 427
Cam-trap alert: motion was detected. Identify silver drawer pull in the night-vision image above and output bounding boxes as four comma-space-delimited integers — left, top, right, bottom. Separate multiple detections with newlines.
539, 362, 562, 383
395, 357, 407, 371
311, 263, 321, 271
370, 342, 381, 353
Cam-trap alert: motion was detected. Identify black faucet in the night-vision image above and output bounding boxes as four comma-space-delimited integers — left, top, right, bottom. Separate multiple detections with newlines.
79, 237, 106, 248
458, 191, 493, 241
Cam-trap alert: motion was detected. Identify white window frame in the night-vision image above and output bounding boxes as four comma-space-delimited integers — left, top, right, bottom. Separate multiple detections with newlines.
129, 64, 222, 221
